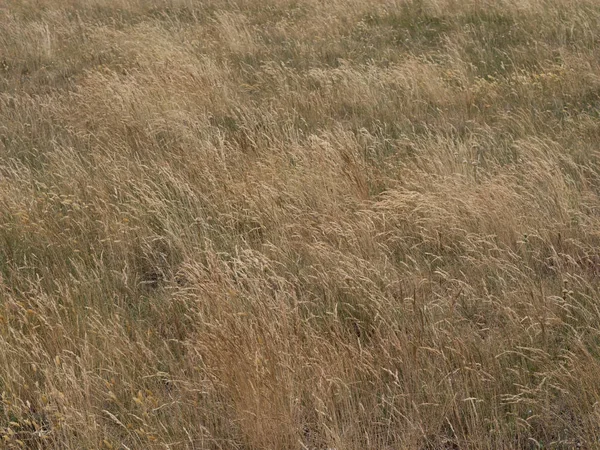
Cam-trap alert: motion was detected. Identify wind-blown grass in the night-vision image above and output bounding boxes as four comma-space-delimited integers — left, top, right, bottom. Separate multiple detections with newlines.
2, 0, 600, 448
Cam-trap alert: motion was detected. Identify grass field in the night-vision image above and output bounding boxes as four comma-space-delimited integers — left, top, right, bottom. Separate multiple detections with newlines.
2, 0, 600, 448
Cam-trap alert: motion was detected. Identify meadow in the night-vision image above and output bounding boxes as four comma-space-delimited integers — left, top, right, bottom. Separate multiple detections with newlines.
2, 0, 600, 448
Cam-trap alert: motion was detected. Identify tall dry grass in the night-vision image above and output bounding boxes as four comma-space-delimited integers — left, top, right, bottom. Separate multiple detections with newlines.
2, 0, 600, 448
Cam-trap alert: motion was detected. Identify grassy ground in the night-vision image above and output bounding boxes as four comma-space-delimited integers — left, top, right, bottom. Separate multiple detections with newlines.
2, 0, 600, 448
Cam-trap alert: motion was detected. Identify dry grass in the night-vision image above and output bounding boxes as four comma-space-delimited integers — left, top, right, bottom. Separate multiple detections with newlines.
2, 0, 600, 448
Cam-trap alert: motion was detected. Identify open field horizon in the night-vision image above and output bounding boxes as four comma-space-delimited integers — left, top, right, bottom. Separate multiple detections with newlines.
2, 0, 600, 448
